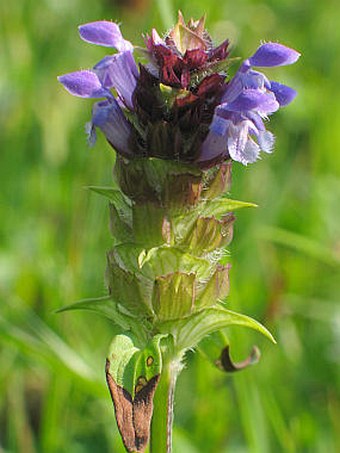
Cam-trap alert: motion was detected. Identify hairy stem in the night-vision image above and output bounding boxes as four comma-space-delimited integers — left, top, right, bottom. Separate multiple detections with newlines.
150, 357, 181, 453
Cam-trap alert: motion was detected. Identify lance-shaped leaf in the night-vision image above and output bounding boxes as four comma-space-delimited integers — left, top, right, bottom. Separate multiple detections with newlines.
88, 185, 132, 209
159, 305, 276, 351
196, 264, 230, 308
201, 197, 257, 219
152, 272, 195, 321
105, 334, 164, 452
56, 296, 132, 330
180, 214, 234, 255
89, 185, 132, 224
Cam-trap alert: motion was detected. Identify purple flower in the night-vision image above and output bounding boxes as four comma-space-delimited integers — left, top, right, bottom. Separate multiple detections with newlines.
94, 51, 138, 109
199, 43, 300, 166
58, 15, 300, 168
78, 21, 137, 108
89, 99, 133, 157
58, 22, 137, 153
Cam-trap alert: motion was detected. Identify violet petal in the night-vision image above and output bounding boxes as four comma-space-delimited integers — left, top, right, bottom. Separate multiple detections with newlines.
198, 130, 229, 163
227, 122, 249, 161
224, 90, 279, 115
92, 99, 133, 157
79, 21, 133, 52
241, 139, 261, 164
246, 111, 266, 131
221, 72, 244, 103
242, 69, 271, 90
222, 66, 271, 104
58, 71, 110, 98
249, 42, 300, 67
94, 51, 138, 109
210, 114, 230, 136
258, 130, 275, 153
270, 81, 297, 106
228, 122, 261, 165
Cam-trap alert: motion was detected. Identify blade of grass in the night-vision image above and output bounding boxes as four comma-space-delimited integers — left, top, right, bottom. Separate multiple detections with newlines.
155, 0, 175, 29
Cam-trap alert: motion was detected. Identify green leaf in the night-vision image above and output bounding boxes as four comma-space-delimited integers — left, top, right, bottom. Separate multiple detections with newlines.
88, 186, 131, 208
159, 305, 276, 351
89, 186, 133, 236
197, 330, 230, 364
56, 296, 132, 330
106, 333, 163, 397
201, 198, 257, 219
109, 243, 143, 273
106, 333, 164, 452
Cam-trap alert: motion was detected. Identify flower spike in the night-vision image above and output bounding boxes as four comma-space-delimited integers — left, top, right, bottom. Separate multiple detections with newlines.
59, 16, 300, 167
58, 13, 299, 452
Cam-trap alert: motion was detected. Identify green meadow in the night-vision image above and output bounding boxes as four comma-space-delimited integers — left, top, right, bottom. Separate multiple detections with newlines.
1, 0, 339, 451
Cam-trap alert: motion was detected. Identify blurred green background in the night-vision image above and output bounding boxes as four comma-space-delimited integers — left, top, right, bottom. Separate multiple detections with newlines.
1, 0, 339, 451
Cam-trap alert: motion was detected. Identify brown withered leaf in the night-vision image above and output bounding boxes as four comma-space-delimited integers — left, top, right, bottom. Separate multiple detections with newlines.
216, 345, 261, 372
106, 359, 160, 453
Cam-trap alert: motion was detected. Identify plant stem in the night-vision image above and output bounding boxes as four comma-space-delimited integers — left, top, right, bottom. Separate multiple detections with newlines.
150, 358, 181, 453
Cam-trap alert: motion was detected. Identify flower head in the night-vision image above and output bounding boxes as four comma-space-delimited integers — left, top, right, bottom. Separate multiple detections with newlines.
58, 13, 300, 167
